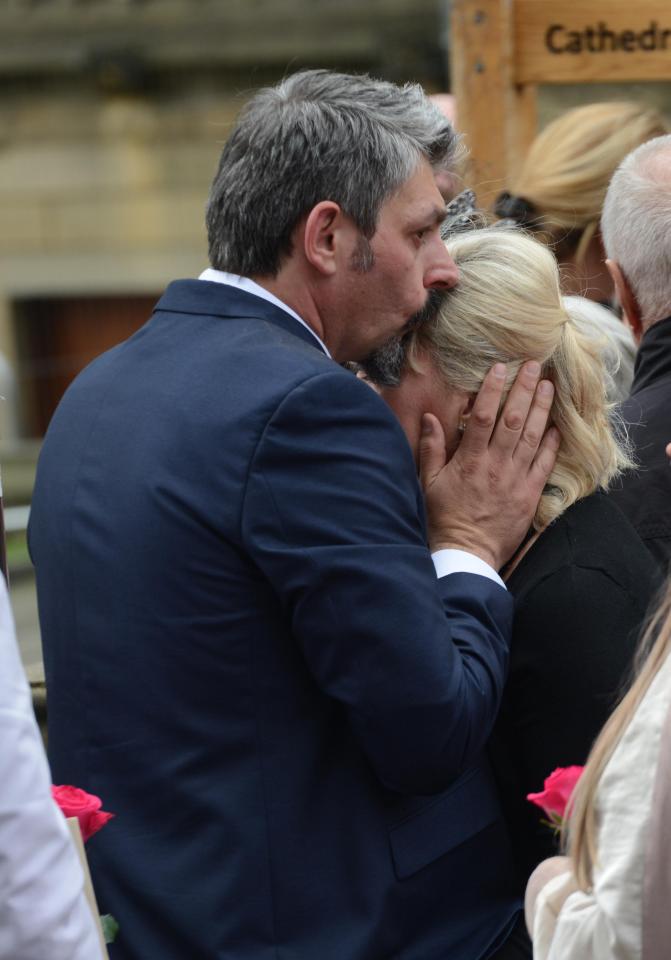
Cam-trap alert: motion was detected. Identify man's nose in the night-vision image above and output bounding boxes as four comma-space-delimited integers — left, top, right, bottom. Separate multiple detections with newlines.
424, 244, 459, 290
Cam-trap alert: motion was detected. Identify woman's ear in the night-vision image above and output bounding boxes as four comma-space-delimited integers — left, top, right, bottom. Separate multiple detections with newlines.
456, 394, 476, 434
460, 394, 476, 419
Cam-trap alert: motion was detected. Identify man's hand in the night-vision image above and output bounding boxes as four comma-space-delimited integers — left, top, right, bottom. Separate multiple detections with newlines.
419, 361, 560, 571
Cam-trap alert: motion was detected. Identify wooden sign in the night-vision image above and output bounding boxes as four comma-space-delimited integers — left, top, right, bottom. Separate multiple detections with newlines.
452, 0, 538, 205
515, 1, 671, 83
451, 0, 671, 207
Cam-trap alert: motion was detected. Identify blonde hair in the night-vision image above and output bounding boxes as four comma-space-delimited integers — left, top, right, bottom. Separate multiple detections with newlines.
507, 102, 668, 262
408, 227, 632, 530
567, 578, 671, 890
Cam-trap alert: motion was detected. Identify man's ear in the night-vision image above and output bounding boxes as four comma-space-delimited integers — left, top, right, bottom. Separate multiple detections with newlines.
302, 201, 343, 276
606, 259, 643, 342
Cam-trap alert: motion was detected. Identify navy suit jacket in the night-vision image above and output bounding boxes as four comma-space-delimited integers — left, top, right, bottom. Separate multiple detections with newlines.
30, 280, 520, 960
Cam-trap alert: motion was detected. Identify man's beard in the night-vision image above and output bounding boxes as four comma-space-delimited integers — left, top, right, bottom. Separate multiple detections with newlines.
360, 288, 446, 386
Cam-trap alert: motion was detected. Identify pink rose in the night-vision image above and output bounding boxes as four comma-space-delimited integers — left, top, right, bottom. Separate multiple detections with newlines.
527, 766, 584, 820
51, 785, 115, 842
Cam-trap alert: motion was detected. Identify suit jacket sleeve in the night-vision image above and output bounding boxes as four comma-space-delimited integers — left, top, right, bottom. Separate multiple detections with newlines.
241, 368, 513, 794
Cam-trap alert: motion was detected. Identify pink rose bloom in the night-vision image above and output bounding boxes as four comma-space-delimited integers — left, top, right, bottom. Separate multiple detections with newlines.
527, 765, 584, 820
51, 784, 114, 842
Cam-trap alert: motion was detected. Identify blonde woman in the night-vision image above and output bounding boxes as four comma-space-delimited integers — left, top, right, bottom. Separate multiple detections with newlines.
495, 102, 667, 301
495, 103, 667, 402
368, 226, 658, 953
527, 577, 671, 960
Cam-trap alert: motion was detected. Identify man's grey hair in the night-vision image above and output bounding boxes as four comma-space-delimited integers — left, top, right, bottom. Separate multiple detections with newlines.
206, 69, 459, 277
601, 134, 671, 327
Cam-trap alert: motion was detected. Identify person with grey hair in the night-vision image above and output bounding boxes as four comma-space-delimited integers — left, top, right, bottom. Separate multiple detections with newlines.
602, 133, 671, 575
562, 296, 635, 404
29, 69, 558, 960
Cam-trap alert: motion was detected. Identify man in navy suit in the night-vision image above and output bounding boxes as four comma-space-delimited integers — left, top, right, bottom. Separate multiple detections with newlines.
29, 70, 558, 960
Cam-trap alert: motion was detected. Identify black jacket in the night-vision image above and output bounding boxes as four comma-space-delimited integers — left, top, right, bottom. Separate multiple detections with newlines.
610, 315, 671, 575
489, 493, 658, 884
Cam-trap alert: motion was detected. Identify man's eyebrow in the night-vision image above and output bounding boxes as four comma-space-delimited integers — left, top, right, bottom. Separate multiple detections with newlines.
414, 205, 448, 228
408, 204, 447, 230
431, 205, 448, 225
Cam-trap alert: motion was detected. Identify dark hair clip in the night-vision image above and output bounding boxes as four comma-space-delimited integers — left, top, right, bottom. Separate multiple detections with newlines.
494, 191, 537, 227
441, 188, 521, 240
441, 189, 485, 240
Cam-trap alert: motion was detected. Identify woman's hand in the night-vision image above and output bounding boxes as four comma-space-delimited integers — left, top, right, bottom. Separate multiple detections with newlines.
525, 855, 571, 935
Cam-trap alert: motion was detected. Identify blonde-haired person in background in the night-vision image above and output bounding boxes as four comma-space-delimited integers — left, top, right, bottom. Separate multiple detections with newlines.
364, 226, 659, 959
495, 102, 668, 401
527, 576, 671, 960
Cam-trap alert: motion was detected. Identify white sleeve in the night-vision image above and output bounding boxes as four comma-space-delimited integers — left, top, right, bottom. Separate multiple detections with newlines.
431, 548, 506, 589
533, 654, 671, 960
0, 578, 105, 960
534, 873, 622, 960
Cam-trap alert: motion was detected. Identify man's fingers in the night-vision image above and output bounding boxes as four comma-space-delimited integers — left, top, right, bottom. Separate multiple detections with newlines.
528, 426, 561, 495
458, 363, 507, 455
418, 414, 448, 492
489, 361, 541, 457
512, 379, 555, 467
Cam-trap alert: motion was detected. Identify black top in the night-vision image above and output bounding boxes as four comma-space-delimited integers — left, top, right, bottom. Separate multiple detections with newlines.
610, 315, 671, 575
489, 492, 660, 887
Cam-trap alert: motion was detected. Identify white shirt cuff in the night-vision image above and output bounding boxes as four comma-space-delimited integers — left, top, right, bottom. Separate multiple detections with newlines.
431, 549, 506, 590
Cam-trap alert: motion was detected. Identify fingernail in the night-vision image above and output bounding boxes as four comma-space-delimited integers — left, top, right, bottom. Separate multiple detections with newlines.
493, 363, 506, 378
421, 416, 433, 436
526, 361, 541, 377
539, 380, 554, 396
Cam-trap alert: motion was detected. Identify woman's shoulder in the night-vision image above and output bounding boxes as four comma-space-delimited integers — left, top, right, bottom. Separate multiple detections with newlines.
509, 492, 658, 600
563, 492, 658, 572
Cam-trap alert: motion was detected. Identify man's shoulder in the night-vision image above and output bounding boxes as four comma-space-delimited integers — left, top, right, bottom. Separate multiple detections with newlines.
619, 379, 671, 458
622, 378, 671, 417
65, 278, 337, 399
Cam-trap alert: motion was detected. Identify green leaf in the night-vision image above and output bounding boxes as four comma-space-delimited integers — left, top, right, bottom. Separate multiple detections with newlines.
100, 914, 119, 944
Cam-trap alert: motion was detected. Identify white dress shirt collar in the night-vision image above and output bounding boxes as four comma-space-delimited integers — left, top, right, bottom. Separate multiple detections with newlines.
198, 268, 331, 357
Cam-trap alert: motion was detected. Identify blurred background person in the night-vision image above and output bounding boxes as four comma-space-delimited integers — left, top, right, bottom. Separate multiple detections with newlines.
601, 134, 671, 577
562, 295, 636, 404
526, 575, 671, 960
366, 224, 658, 958
429, 92, 463, 201
494, 102, 668, 401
